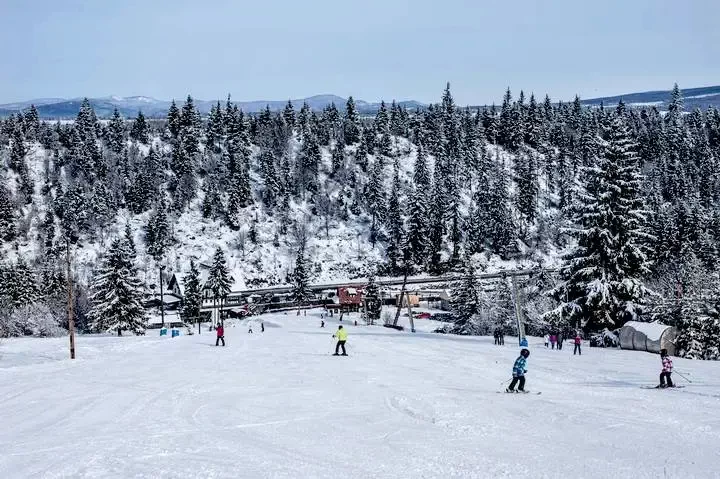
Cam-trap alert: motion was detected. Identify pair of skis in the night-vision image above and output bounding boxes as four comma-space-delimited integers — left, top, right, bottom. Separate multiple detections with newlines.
640, 385, 686, 389
500, 390, 542, 395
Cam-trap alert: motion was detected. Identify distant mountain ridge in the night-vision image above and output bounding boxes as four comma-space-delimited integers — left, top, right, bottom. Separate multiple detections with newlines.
581, 85, 720, 111
0, 94, 426, 119
2, 85, 718, 119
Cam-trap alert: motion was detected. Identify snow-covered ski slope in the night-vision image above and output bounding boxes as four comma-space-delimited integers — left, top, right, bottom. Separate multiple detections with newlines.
2, 310, 719, 479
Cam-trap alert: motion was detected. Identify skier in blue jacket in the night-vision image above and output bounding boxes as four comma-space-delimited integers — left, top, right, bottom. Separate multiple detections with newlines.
506, 348, 530, 393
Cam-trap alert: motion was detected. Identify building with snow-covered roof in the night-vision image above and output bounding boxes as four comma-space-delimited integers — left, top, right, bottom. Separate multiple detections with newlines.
619, 321, 678, 356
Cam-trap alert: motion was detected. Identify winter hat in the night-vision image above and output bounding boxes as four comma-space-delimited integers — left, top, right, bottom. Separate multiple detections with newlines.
519, 338, 529, 348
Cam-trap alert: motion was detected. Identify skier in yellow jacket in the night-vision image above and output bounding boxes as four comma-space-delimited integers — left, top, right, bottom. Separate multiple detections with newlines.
333, 325, 348, 356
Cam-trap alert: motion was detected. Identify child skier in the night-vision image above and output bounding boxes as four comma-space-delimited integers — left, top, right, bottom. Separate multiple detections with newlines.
215, 323, 225, 346
659, 349, 674, 388
507, 348, 530, 393
333, 325, 348, 356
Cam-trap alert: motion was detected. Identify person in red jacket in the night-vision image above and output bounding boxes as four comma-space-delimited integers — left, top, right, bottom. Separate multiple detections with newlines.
573, 333, 582, 355
216, 323, 225, 346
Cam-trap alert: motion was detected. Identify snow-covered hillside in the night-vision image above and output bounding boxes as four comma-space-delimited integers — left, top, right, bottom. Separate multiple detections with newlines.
2, 83, 720, 361
1, 309, 719, 478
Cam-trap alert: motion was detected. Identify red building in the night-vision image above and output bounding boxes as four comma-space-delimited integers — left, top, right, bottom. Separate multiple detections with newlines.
336, 287, 365, 311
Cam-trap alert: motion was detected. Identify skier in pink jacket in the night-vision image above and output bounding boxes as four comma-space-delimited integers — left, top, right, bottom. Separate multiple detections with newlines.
659, 349, 674, 388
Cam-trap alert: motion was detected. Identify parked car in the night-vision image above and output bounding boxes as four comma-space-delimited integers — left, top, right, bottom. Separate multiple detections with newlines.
414, 312, 432, 319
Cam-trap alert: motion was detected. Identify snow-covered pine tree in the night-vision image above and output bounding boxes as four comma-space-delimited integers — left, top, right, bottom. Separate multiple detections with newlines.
554, 104, 650, 331
514, 148, 539, 231
106, 108, 125, 154
283, 100, 296, 129
207, 247, 232, 323
676, 313, 706, 359
385, 160, 406, 275
296, 134, 321, 198
487, 160, 516, 259
406, 147, 431, 266
182, 260, 203, 325
0, 180, 17, 242
375, 100, 389, 133
145, 202, 173, 263
226, 152, 252, 229
88, 237, 147, 336
167, 100, 180, 139
124, 223, 137, 262
9, 123, 27, 173
206, 101, 225, 151
343, 96, 361, 144
330, 143, 344, 177
365, 158, 387, 246
259, 148, 281, 208
701, 304, 720, 360
130, 110, 149, 144
450, 259, 483, 335
364, 272, 382, 325
10, 257, 40, 309
292, 247, 311, 310
179, 95, 201, 156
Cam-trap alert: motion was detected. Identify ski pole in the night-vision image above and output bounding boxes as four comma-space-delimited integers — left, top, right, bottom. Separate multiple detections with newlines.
674, 371, 692, 383
500, 378, 512, 386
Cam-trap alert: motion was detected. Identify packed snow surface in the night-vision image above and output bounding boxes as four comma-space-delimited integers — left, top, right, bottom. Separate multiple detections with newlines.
1, 310, 719, 479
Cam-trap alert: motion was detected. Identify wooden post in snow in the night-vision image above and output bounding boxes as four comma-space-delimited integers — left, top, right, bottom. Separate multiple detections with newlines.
407, 291, 415, 333
393, 271, 409, 326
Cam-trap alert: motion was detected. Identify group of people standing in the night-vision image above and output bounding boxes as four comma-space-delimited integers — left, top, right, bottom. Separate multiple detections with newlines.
543, 331, 563, 350
493, 327, 506, 345
543, 331, 583, 355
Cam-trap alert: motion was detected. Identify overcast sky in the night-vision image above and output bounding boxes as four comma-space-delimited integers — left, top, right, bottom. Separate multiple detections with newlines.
1, 0, 718, 105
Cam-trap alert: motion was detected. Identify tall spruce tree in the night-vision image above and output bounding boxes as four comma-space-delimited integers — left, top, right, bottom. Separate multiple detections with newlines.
385, 160, 406, 275
292, 247, 311, 309
182, 260, 203, 326
130, 110, 149, 144
89, 237, 147, 336
107, 108, 125, 153
0, 181, 16, 242
407, 147, 431, 266
145, 202, 173, 262
450, 259, 483, 335
343, 96, 361, 144
554, 106, 650, 331
207, 247, 232, 323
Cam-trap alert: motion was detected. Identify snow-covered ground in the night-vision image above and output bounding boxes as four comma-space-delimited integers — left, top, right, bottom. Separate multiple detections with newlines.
1, 310, 719, 479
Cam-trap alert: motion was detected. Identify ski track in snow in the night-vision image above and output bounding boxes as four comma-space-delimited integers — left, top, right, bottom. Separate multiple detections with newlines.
1, 310, 719, 478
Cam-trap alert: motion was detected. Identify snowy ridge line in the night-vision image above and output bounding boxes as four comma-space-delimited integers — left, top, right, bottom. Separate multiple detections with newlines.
227, 267, 560, 295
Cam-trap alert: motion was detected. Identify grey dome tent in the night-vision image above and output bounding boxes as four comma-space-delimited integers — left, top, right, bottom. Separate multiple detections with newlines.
619, 321, 678, 356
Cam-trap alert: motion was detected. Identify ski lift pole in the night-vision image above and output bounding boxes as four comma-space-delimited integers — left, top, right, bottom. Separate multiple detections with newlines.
509, 275, 525, 346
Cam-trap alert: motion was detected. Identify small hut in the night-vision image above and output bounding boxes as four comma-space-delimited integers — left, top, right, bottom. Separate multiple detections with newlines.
619, 321, 679, 356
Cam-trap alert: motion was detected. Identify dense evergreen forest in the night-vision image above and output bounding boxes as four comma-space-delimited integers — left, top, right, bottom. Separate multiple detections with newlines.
1, 83, 719, 359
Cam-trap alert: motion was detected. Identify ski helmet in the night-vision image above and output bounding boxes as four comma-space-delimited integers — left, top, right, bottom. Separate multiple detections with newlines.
338, 325, 343, 329
521, 348, 530, 358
